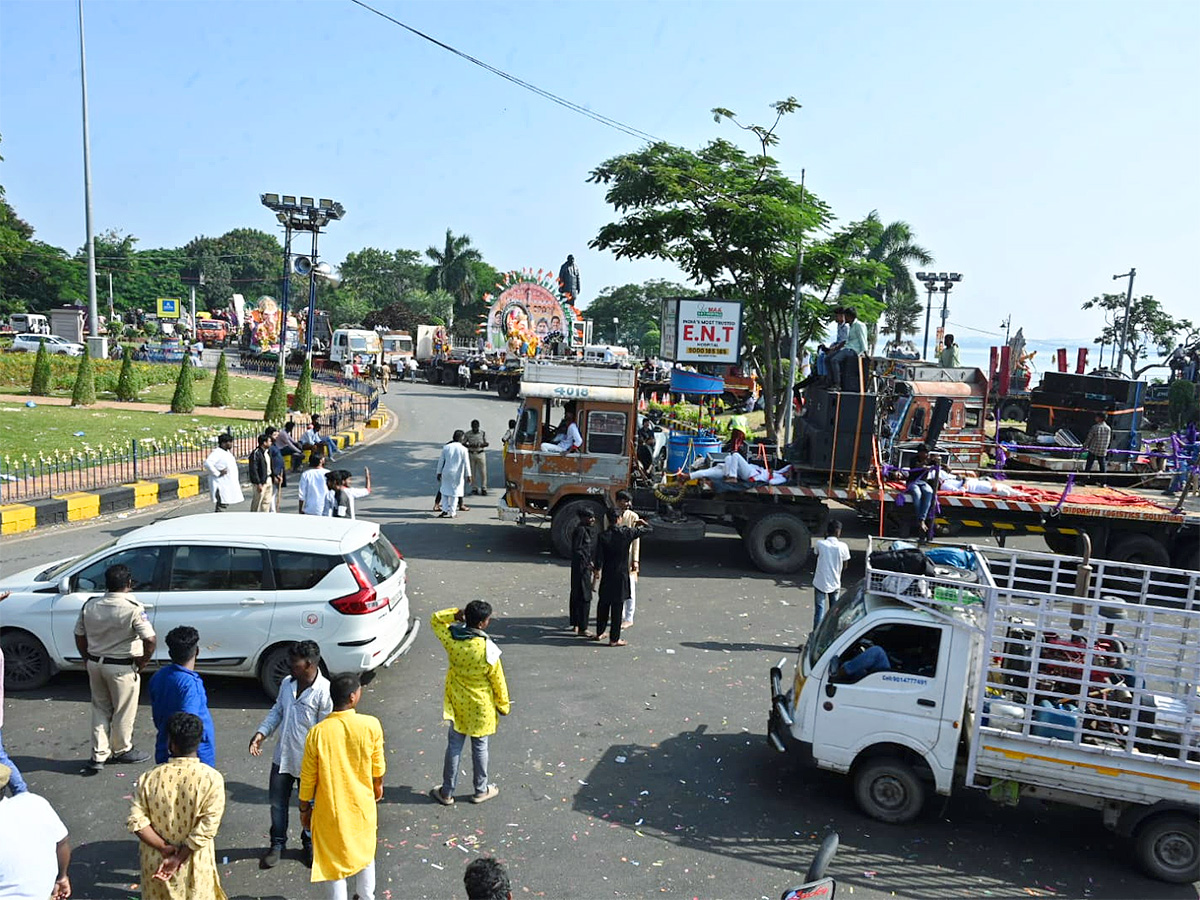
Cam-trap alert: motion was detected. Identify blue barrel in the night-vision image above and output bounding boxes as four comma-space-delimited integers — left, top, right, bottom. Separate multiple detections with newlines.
666, 431, 723, 472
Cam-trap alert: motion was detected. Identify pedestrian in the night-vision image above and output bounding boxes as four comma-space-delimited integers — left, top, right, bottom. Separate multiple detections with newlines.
378, 362, 389, 394
436, 430, 472, 518
331, 468, 371, 519
569, 508, 598, 637
0, 763, 72, 899
74, 563, 156, 775
265, 427, 286, 510
501, 418, 516, 448
811, 520, 850, 631
249, 640, 332, 870
203, 433, 243, 512
127, 712, 227, 900
0, 591, 28, 796
149, 626, 216, 768
249, 433, 273, 513
429, 601, 510, 806
464, 419, 490, 496
407, 356, 418, 383
1083, 412, 1112, 477
299, 673, 385, 900
299, 449, 330, 515
458, 360, 471, 389
276, 422, 304, 473
323, 471, 341, 516
937, 333, 961, 367
592, 509, 651, 647
464, 857, 512, 900
615, 490, 642, 629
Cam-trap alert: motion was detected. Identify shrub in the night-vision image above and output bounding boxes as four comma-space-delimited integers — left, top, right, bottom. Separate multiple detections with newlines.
29, 340, 52, 396
115, 347, 140, 401
70, 346, 97, 407
263, 364, 288, 422
1168, 379, 1200, 429
210, 351, 231, 407
293, 356, 315, 414
169, 354, 195, 413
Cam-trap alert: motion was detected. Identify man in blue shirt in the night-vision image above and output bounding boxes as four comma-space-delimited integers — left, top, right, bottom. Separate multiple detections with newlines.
148, 626, 216, 767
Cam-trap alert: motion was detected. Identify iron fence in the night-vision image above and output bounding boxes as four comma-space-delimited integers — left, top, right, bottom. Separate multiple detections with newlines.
1, 382, 380, 505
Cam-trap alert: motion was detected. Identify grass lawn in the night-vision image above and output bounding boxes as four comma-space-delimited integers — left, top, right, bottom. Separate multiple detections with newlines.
2, 372, 272, 411
0, 404, 252, 461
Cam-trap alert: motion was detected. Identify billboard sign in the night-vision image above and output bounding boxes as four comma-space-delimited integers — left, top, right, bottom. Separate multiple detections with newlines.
659, 297, 742, 363
157, 297, 180, 319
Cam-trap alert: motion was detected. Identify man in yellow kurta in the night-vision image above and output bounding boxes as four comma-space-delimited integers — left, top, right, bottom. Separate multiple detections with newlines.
430, 602, 511, 806
299, 673, 385, 900
127, 712, 226, 900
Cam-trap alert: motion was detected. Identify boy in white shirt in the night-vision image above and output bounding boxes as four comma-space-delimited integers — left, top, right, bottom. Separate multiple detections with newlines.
811, 520, 851, 631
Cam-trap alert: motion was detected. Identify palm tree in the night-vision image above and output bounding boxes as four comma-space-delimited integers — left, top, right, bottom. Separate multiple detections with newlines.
840, 211, 933, 349
425, 229, 482, 328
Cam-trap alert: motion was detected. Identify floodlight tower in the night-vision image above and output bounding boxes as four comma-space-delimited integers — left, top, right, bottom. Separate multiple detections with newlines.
916, 271, 962, 359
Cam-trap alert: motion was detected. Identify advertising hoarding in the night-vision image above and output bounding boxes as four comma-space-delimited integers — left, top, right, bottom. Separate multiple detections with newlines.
659, 297, 742, 363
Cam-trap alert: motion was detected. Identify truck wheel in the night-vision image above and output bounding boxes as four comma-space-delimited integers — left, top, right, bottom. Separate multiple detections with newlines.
428, 367, 442, 385
643, 514, 705, 542
1043, 531, 1081, 555
745, 513, 812, 574
550, 500, 607, 559
1107, 533, 1170, 569
1135, 813, 1199, 883
497, 379, 519, 401
853, 757, 925, 824
998, 399, 1027, 423
1, 630, 53, 691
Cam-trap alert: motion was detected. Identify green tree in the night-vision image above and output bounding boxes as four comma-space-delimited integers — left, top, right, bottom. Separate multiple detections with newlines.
115, 346, 139, 401
584, 280, 700, 352
29, 339, 52, 395
1082, 294, 1194, 379
70, 346, 97, 407
838, 212, 933, 348
170, 354, 195, 413
1168, 379, 1199, 429
425, 229, 483, 329
210, 350, 231, 407
263, 364, 288, 422
293, 356, 315, 414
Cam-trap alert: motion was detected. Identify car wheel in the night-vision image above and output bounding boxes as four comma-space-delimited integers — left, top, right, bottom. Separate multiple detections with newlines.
853, 757, 925, 824
258, 645, 293, 700
1, 630, 53, 691
1135, 813, 1199, 884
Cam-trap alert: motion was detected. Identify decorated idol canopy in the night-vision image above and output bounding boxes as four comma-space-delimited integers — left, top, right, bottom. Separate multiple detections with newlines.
482, 268, 582, 355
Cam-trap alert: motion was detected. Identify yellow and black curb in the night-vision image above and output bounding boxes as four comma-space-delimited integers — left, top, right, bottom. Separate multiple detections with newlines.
1, 416, 385, 536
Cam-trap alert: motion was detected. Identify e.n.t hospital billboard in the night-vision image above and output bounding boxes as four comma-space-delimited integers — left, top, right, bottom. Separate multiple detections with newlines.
659, 298, 743, 364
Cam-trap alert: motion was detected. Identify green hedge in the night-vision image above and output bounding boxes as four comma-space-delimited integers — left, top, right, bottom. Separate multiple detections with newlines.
0, 353, 207, 393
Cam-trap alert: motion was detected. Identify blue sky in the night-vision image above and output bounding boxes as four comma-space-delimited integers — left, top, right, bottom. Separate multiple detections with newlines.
1, 0, 1196, 348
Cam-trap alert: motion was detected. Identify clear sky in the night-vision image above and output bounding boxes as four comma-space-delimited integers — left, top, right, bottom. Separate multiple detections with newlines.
1, 0, 1196, 346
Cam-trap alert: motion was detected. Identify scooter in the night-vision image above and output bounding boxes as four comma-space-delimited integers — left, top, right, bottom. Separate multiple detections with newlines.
781, 832, 839, 900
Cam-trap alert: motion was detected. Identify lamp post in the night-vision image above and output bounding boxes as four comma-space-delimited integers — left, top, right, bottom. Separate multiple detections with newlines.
259, 195, 345, 359
78, 0, 104, 357
1000, 315, 1012, 346
1112, 268, 1136, 377
612, 317, 619, 344
916, 272, 962, 360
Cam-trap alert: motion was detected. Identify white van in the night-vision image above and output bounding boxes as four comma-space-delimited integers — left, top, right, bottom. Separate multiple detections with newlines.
11, 313, 49, 335
582, 344, 630, 366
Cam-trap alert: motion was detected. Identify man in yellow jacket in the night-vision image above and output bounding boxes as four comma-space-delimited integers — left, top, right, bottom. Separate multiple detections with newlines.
430, 602, 511, 806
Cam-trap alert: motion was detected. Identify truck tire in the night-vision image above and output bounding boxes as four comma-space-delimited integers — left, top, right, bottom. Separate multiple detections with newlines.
997, 399, 1028, 423
744, 513, 812, 574
1107, 533, 1170, 569
497, 378, 519, 401
550, 499, 607, 559
643, 514, 706, 542
428, 366, 442, 385
853, 757, 925, 824
1134, 813, 1199, 884
1043, 531, 1081, 555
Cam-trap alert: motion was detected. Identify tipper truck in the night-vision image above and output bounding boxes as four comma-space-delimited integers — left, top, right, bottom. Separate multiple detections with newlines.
768, 537, 1199, 882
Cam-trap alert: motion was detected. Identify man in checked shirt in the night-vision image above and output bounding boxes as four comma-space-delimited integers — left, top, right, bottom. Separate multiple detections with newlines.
248, 641, 333, 869
1083, 412, 1113, 482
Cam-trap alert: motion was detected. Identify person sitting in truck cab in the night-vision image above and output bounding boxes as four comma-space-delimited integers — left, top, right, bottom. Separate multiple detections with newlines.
540, 408, 583, 454
834, 625, 940, 683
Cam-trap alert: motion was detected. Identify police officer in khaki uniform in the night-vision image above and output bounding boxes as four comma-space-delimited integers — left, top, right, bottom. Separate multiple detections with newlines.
73, 563, 156, 774
463, 419, 490, 496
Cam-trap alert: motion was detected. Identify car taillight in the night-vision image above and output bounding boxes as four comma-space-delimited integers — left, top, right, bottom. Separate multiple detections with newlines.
329, 562, 387, 615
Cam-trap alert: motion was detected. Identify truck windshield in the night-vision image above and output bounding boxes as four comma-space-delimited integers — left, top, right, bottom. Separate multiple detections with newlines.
808, 582, 867, 668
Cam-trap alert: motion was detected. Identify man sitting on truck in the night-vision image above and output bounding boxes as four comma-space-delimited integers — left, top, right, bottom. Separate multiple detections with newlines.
540, 408, 583, 454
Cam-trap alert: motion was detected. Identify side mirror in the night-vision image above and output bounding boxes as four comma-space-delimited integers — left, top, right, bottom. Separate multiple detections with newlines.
58, 576, 71, 594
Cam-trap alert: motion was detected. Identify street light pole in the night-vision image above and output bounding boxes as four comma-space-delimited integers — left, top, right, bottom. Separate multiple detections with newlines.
78, 0, 102, 355
917, 273, 937, 360
1112, 268, 1136, 377
783, 169, 807, 453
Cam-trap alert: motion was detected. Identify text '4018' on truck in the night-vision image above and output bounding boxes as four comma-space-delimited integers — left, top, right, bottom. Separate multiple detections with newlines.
768, 538, 1199, 883
496, 360, 1198, 574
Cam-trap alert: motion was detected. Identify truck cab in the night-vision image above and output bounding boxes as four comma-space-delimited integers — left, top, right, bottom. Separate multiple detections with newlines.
381, 332, 414, 372
330, 328, 382, 367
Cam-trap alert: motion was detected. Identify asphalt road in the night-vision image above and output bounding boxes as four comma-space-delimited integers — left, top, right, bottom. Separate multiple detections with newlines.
1, 380, 1196, 900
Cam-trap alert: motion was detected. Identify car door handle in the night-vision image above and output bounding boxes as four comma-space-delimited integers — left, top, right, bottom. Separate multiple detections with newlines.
142, 604, 155, 610
918, 698, 936, 707
240, 598, 265, 606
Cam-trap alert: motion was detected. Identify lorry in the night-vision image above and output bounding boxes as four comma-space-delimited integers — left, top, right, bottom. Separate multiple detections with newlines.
767, 537, 1199, 882
328, 328, 382, 370
380, 331, 414, 373
194, 318, 229, 348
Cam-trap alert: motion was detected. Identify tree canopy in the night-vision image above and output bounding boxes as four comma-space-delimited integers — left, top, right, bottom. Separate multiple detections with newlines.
1082, 293, 1195, 379
583, 280, 699, 353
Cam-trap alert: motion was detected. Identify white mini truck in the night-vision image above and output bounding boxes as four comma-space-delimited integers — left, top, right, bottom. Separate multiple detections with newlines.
768, 537, 1199, 883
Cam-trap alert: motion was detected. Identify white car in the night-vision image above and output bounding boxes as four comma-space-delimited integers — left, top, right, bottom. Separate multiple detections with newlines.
11, 333, 86, 356
0, 514, 418, 698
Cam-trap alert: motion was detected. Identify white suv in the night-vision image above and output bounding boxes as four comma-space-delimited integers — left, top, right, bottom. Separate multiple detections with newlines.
11, 333, 86, 356
0, 514, 418, 697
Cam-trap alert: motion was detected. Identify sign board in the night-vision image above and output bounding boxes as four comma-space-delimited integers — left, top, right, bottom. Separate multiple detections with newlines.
659, 297, 742, 363
157, 297, 180, 319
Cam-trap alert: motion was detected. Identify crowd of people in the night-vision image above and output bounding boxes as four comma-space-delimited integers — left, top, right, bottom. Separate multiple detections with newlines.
0, 562, 515, 900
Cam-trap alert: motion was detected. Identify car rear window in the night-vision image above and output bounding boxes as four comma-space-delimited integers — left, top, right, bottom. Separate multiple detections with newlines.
348, 536, 402, 586
272, 551, 341, 590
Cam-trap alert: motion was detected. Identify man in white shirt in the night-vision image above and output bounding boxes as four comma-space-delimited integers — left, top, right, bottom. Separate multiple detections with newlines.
540, 409, 583, 454
297, 451, 330, 515
248, 641, 333, 870
407, 357, 419, 383
435, 431, 472, 518
203, 433, 244, 512
811, 520, 851, 631
0, 763, 72, 899
324, 468, 372, 519
457, 361, 471, 389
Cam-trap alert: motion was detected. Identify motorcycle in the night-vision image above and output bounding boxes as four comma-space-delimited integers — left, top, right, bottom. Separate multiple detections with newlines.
781, 832, 840, 900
